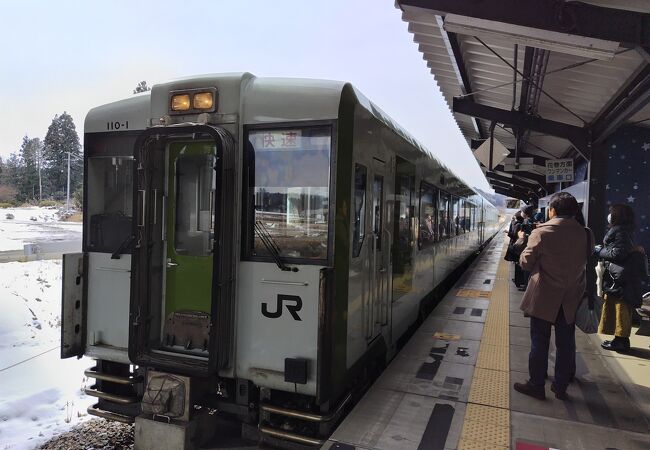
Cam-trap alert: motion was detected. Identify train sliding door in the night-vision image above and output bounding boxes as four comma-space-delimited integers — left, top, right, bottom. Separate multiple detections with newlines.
368, 159, 389, 339
129, 125, 235, 375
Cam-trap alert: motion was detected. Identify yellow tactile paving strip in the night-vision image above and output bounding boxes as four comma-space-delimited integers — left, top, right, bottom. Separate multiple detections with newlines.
475, 344, 509, 371
459, 239, 511, 450
467, 368, 510, 409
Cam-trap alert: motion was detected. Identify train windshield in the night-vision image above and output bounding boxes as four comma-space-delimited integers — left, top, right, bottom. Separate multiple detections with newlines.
86, 155, 134, 253
247, 126, 331, 261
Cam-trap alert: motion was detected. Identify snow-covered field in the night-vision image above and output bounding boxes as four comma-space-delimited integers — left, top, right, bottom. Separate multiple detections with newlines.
0, 207, 81, 253
0, 208, 90, 450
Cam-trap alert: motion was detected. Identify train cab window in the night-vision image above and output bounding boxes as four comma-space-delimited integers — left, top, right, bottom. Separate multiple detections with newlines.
372, 175, 384, 251
86, 156, 134, 253
174, 154, 215, 257
419, 182, 437, 248
353, 164, 367, 258
438, 192, 451, 239
247, 126, 331, 261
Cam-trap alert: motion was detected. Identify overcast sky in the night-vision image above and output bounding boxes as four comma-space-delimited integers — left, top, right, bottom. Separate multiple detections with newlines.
0, 0, 490, 190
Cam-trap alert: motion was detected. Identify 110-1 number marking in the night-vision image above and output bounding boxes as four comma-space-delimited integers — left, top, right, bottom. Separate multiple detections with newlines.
106, 121, 129, 131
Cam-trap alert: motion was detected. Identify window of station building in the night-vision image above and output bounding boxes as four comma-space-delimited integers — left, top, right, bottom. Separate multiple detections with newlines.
452, 196, 461, 235
86, 156, 134, 253
372, 175, 384, 251
438, 191, 451, 239
353, 164, 367, 258
247, 126, 331, 261
419, 182, 437, 249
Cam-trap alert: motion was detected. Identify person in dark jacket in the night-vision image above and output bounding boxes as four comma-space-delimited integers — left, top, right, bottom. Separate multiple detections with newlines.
594, 204, 644, 352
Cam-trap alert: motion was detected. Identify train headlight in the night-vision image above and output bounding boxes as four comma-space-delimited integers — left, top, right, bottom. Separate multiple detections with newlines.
193, 92, 214, 110
171, 94, 191, 111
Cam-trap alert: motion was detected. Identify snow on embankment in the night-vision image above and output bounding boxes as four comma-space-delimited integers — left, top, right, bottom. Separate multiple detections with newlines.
0, 207, 81, 253
0, 260, 93, 449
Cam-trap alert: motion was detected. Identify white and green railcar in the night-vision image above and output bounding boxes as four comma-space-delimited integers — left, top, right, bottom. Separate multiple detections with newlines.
61, 73, 499, 447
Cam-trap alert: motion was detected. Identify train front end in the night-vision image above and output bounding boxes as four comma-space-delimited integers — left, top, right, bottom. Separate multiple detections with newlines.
61, 74, 341, 447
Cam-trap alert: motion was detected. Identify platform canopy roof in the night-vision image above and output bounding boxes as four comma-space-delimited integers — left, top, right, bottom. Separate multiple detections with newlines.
395, 0, 650, 201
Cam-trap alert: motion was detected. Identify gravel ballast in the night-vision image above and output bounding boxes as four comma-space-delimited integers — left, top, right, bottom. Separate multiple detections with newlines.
39, 419, 134, 450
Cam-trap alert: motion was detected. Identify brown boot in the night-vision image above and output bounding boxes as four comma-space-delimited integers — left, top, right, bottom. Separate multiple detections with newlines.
514, 382, 546, 400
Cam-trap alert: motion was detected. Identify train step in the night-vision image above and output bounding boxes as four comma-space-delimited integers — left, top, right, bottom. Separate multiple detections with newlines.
84, 386, 140, 404
87, 404, 135, 424
84, 361, 144, 421
85, 367, 142, 385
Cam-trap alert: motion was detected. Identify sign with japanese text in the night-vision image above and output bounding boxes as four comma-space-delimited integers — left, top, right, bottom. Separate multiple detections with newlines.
260, 130, 302, 150
545, 158, 574, 183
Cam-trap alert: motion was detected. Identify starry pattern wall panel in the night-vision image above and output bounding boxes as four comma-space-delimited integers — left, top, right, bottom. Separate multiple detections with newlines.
605, 126, 650, 256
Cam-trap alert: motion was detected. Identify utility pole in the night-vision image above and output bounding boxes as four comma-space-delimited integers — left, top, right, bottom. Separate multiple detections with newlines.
66, 151, 71, 212
38, 144, 42, 202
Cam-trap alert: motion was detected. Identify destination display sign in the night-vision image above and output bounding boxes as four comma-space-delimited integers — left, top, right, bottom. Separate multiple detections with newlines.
545, 158, 574, 183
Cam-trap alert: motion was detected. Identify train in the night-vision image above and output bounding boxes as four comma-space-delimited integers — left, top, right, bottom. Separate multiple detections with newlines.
60, 73, 500, 448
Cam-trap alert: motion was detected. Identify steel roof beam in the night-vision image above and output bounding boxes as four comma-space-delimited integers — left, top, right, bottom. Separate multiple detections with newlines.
591, 64, 650, 143
485, 171, 540, 191
490, 182, 536, 202
446, 31, 485, 139
398, 0, 650, 48
453, 96, 591, 160
490, 167, 547, 187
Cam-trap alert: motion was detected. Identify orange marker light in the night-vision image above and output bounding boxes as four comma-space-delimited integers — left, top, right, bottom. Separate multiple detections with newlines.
171, 94, 191, 111
193, 92, 214, 110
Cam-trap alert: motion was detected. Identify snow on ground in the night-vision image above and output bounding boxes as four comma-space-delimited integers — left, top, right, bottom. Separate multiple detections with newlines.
0, 207, 81, 253
0, 260, 94, 450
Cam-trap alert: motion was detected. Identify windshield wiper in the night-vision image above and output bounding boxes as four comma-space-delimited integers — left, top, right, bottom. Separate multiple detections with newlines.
111, 235, 135, 260
254, 221, 294, 272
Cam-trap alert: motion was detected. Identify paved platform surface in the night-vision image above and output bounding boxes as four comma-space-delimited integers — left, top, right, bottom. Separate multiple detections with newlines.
325, 232, 650, 450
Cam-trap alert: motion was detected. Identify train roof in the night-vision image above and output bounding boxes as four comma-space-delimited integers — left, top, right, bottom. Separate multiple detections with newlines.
85, 73, 487, 200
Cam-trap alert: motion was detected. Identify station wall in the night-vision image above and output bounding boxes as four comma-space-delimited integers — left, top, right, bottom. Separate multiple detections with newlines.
604, 125, 650, 256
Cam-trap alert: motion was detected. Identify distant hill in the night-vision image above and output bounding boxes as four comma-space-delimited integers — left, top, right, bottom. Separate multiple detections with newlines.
475, 188, 506, 208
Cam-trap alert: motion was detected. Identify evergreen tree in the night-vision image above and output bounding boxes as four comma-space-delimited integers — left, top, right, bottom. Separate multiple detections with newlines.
2, 153, 23, 198
17, 136, 42, 201
133, 81, 150, 94
43, 112, 82, 199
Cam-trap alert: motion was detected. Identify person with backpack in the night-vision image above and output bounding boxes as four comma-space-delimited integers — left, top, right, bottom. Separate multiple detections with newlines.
594, 204, 648, 352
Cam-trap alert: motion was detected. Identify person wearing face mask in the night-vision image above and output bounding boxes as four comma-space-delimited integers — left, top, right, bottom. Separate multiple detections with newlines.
594, 204, 646, 352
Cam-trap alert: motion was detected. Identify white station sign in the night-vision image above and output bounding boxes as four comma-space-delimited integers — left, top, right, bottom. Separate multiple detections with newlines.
545, 158, 574, 183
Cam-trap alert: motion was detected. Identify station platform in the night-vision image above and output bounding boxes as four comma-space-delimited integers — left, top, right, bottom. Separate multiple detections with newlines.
324, 232, 650, 450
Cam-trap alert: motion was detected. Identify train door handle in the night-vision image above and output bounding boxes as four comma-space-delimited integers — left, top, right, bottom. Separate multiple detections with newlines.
167, 259, 178, 268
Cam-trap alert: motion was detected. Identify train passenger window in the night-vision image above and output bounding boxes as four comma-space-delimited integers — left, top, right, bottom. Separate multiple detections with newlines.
466, 202, 474, 231
86, 156, 134, 253
353, 164, 367, 258
438, 192, 451, 239
393, 157, 415, 300
372, 175, 384, 251
419, 182, 437, 248
452, 197, 461, 235
174, 153, 215, 257
247, 126, 331, 261
459, 199, 467, 234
